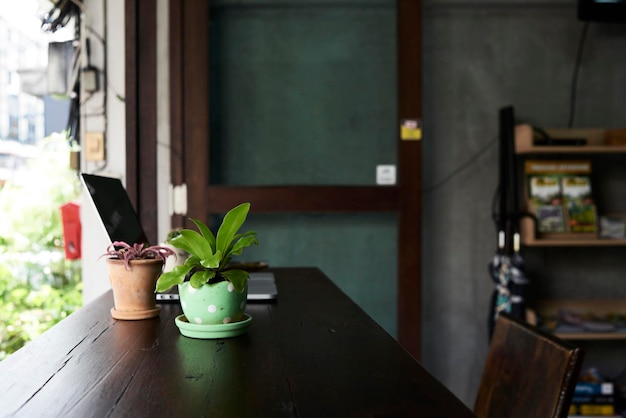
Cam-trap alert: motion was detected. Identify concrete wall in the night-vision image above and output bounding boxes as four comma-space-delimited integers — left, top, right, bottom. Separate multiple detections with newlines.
422, 0, 626, 405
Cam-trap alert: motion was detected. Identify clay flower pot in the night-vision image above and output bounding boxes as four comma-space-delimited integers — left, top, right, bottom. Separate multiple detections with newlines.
106, 258, 163, 320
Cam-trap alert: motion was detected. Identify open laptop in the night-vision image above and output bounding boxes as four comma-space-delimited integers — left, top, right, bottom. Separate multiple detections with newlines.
80, 173, 277, 302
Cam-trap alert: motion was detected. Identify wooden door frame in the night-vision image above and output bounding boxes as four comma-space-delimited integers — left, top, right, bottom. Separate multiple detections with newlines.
397, 0, 422, 359
125, 0, 159, 245
128, 0, 422, 358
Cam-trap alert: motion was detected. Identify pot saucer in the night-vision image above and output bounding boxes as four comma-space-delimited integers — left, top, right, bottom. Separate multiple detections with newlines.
111, 306, 161, 320
175, 314, 252, 339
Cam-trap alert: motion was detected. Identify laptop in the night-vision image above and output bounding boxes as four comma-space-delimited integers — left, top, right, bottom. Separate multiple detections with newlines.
80, 173, 277, 302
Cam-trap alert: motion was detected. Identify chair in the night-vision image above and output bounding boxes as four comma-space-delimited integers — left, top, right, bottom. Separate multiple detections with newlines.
474, 312, 584, 418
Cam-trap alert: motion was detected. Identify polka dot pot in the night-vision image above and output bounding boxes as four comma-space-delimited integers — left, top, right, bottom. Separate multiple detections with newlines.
178, 280, 248, 325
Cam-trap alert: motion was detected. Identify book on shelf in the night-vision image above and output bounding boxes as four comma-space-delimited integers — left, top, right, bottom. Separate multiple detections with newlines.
572, 395, 615, 404
525, 160, 598, 236
568, 403, 616, 416
599, 215, 626, 239
569, 381, 618, 417
575, 381, 614, 396
568, 416, 621, 418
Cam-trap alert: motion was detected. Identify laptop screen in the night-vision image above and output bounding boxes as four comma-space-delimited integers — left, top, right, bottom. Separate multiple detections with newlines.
81, 173, 149, 245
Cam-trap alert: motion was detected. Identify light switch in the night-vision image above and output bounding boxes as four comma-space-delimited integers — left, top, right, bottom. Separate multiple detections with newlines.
376, 165, 396, 185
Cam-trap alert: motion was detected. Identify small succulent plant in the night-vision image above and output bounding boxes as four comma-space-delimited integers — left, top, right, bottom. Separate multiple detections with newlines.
102, 241, 176, 271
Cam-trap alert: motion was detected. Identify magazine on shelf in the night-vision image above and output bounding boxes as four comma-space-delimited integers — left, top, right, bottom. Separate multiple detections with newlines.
524, 160, 598, 236
528, 174, 565, 233
561, 175, 598, 233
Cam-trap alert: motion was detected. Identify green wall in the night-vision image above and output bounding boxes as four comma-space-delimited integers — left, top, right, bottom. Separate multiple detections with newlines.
209, 0, 399, 335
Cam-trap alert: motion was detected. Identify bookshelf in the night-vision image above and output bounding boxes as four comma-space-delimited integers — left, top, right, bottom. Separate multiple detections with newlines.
515, 124, 626, 246
514, 125, 626, 418
516, 124, 626, 344
515, 124, 626, 418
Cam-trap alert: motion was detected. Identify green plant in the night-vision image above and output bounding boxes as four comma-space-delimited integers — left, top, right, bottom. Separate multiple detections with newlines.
0, 131, 83, 360
155, 202, 258, 293
166, 228, 183, 241
101, 242, 176, 270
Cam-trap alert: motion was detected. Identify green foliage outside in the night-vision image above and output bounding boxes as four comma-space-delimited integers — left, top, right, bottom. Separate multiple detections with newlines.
0, 133, 83, 361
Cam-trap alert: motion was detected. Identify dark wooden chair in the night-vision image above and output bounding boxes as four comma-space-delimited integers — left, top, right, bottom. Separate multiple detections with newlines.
474, 312, 584, 418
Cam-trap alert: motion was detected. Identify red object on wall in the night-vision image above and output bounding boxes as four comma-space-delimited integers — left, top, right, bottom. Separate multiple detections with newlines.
60, 202, 81, 260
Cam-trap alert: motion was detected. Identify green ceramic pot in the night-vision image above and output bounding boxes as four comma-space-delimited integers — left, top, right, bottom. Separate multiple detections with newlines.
178, 281, 248, 325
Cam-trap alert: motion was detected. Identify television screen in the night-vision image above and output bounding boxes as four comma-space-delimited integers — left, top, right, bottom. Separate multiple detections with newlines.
579, 0, 626, 22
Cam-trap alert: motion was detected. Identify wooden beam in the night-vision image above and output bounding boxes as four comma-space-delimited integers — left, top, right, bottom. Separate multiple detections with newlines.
125, 0, 138, 205
169, 0, 185, 228
199, 186, 400, 215
397, 0, 423, 360
125, 0, 159, 244
182, 0, 211, 229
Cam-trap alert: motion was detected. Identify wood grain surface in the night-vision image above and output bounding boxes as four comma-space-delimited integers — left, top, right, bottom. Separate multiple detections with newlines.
0, 268, 475, 418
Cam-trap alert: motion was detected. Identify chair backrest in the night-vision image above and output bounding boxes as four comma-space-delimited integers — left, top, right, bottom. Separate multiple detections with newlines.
474, 312, 584, 418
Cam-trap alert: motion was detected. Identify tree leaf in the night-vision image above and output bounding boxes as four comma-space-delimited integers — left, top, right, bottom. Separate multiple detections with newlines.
199, 250, 222, 269
190, 270, 214, 288
155, 264, 193, 292
216, 203, 250, 255
221, 269, 249, 293
226, 232, 258, 258
172, 230, 214, 260
190, 218, 216, 253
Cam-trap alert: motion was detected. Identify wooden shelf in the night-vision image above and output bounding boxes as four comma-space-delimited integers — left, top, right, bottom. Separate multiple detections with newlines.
515, 124, 626, 154
528, 299, 626, 341
516, 125, 626, 246
552, 332, 626, 341
520, 217, 626, 247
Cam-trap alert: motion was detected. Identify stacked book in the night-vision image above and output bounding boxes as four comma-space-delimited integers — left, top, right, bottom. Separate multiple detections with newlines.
568, 381, 619, 417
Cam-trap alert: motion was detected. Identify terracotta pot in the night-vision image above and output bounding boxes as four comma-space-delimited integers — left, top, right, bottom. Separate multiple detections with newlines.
106, 258, 163, 320
178, 281, 248, 325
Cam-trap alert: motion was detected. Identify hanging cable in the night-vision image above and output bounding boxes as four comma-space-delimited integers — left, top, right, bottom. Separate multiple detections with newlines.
567, 21, 590, 128
41, 0, 82, 34
423, 135, 497, 194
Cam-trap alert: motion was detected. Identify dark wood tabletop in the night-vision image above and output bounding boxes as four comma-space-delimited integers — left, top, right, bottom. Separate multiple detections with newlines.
0, 267, 476, 418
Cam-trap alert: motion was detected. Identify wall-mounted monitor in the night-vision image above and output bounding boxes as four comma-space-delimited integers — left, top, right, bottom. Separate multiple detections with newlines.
579, 0, 626, 22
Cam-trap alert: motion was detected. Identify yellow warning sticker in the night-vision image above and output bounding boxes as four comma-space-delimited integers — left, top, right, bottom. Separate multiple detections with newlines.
401, 119, 422, 140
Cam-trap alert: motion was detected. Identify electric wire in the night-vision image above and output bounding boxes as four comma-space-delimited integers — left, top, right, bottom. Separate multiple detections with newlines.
568, 21, 590, 128
423, 135, 497, 194
41, 0, 82, 34
42, 0, 83, 149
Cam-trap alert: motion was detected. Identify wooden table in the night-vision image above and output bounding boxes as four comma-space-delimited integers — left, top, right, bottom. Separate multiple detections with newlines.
0, 267, 476, 417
